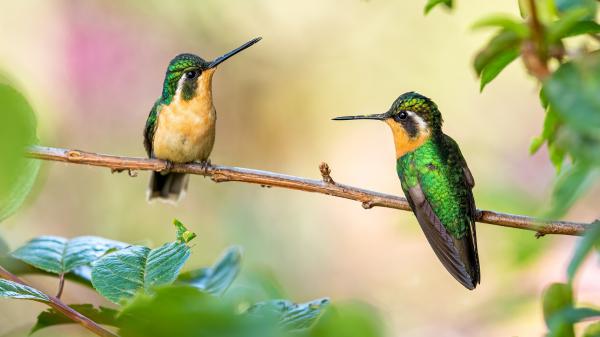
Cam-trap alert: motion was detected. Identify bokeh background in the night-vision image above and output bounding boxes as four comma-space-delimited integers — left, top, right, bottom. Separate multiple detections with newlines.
0, 1, 598, 336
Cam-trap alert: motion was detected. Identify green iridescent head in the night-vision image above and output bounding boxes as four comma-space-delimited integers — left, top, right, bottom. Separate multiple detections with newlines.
388, 92, 443, 131
333, 91, 443, 134
333, 92, 443, 157
160, 37, 262, 103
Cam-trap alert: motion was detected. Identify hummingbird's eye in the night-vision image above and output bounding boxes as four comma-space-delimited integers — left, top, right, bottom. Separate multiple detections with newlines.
184, 70, 199, 79
394, 111, 408, 121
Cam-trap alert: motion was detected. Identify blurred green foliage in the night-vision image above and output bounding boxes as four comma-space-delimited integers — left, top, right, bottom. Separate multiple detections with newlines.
0, 80, 39, 222
0, 221, 383, 336
542, 220, 600, 337
440, 0, 600, 217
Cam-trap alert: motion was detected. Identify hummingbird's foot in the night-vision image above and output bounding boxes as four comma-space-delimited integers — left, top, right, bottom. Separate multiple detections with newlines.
161, 160, 174, 174
200, 159, 212, 174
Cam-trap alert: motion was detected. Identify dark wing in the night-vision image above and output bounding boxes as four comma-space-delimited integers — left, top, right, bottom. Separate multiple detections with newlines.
404, 183, 479, 290
143, 102, 160, 158
446, 135, 480, 286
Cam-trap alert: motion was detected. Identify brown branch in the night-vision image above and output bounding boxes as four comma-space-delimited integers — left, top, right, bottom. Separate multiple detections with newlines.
26, 145, 592, 236
522, 0, 551, 80
0, 265, 118, 337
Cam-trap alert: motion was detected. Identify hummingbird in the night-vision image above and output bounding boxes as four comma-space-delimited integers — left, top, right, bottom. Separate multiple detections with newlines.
144, 37, 261, 202
333, 92, 480, 290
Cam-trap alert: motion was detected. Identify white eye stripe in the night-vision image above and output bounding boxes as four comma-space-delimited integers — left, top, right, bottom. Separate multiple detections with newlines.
406, 111, 428, 131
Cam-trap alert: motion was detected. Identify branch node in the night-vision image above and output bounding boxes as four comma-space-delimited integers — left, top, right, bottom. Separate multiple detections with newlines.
362, 200, 374, 209
66, 150, 82, 161
211, 173, 228, 183
319, 162, 335, 184
110, 168, 138, 177
535, 231, 546, 239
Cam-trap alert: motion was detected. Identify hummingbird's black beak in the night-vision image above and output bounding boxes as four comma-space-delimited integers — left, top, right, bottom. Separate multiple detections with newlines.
207, 37, 262, 69
332, 111, 391, 121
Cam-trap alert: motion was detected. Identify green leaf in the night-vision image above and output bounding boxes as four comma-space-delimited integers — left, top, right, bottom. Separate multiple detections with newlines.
31, 304, 119, 334
543, 54, 600, 138
474, 30, 522, 75
247, 298, 330, 331
567, 221, 600, 283
0, 279, 48, 302
471, 14, 529, 37
92, 241, 192, 303
310, 302, 384, 337
555, 0, 597, 19
561, 20, 600, 37
547, 162, 595, 218
0, 82, 39, 222
0, 235, 9, 256
530, 105, 561, 155
582, 320, 600, 337
424, 0, 452, 14
547, 7, 591, 43
543, 283, 574, 337
118, 286, 244, 337
178, 246, 241, 296
11, 236, 127, 275
479, 48, 520, 91
548, 307, 600, 337
174, 219, 196, 244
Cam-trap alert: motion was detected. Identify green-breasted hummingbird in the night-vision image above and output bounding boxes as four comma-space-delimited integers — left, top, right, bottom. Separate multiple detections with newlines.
333, 92, 480, 290
143, 37, 261, 202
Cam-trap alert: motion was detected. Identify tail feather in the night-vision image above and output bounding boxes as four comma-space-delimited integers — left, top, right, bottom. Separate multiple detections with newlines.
147, 172, 189, 203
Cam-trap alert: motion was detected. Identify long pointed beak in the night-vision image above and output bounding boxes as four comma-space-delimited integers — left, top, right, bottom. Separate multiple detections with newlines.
332, 112, 390, 121
208, 37, 262, 68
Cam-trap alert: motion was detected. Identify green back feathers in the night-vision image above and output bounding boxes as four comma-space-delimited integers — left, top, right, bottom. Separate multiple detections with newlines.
391, 92, 443, 131
160, 54, 206, 104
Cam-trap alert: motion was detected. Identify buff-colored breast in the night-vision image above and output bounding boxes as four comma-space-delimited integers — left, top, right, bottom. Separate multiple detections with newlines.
153, 68, 216, 163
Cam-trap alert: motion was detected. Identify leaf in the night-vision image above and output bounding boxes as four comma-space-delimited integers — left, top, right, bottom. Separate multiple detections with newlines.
547, 162, 595, 218
479, 48, 520, 91
0, 235, 9, 256
11, 235, 128, 275
174, 219, 196, 244
543, 54, 600, 138
555, 0, 597, 19
424, 0, 452, 14
530, 105, 561, 155
178, 246, 242, 296
582, 320, 600, 337
474, 30, 522, 75
0, 82, 39, 222
547, 7, 592, 43
567, 221, 600, 283
471, 14, 529, 37
247, 298, 330, 331
118, 286, 243, 337
562, 20, 600, 37
310, 302, 384, 337
0, 279, 48, 302
31, 304, 119, 334
543, 283, 575, 337
92, 242, 192, 303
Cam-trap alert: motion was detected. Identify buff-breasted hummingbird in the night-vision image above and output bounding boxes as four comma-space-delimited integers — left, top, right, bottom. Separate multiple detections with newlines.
334, 92, 480, 290
144, 37, 261, 202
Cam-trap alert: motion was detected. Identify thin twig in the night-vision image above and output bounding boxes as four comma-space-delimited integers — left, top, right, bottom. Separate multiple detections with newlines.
0, 265, 118, 337
25, 146, 593, 236
522, 0, 551, 80
56, 273, 65, 299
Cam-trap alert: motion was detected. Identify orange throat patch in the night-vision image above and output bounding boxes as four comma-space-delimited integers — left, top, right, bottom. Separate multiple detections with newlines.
384, 118, 430, 159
